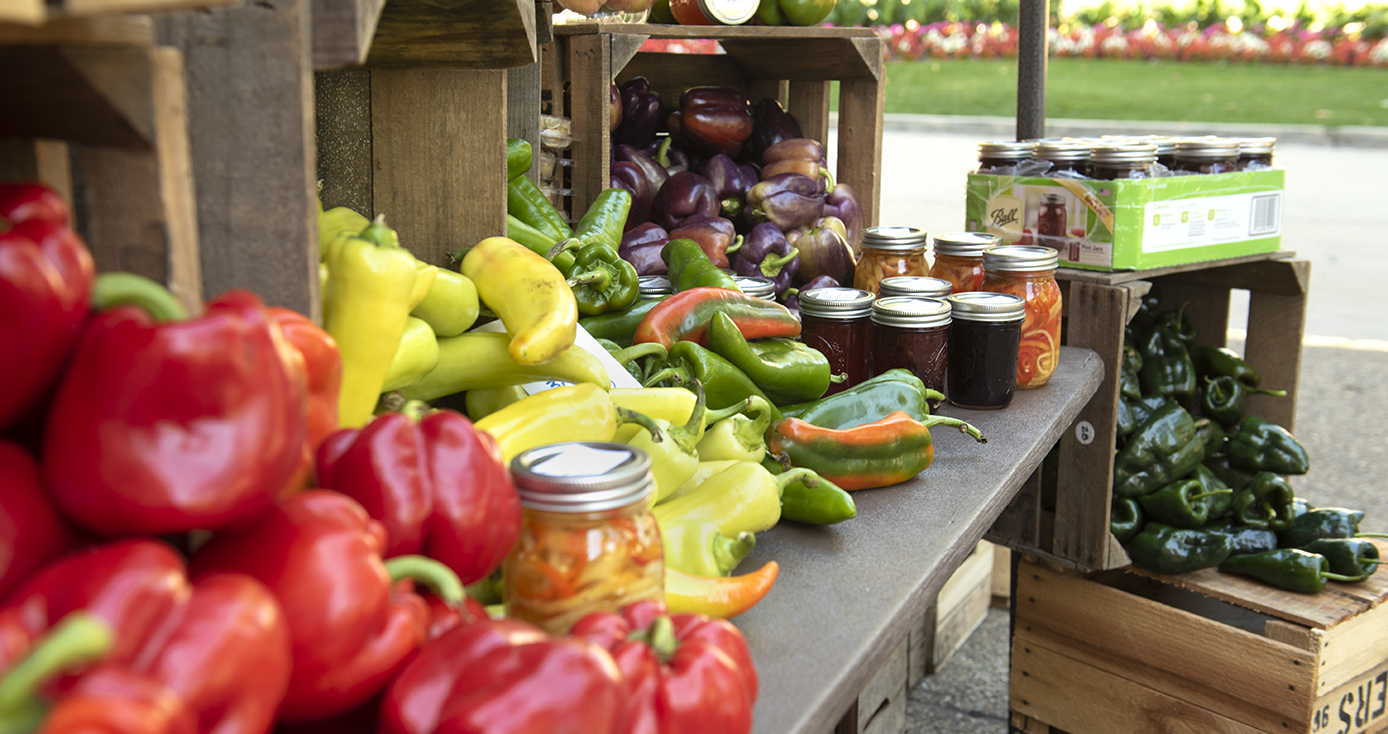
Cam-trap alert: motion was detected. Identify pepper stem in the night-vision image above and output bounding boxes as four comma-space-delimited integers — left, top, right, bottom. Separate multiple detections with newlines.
759, 247, 800, 278
919, 414, 987, 443
665, 379, 708, 450
923, 388, 947, 407
546, 238, 581, 261
615, 408, 666, 444
1355, 533, 1388, 539
567, 268, 612, 293
1322, 571, 1362, 582
712, 531, 757, 576
828, 372, 847, 384
384, 555, 465, 606
1190, 489, 1233, 500
655, 138, 673, 168
357, 214, 400, 248
1248, 387, 1289, 397
0, 612, 114, 728
642, 367, 687, 388
722, 200, 745, 221
400, 400, 433, 423
703, 397, 752, 426
725, 234, 744, 255
644, 615, 679, 663
91, 272, 190, 322
1361, 559, 1387, 566
612, 343, 667, 367
772, 467, 823, 498
820, 166, 836, 191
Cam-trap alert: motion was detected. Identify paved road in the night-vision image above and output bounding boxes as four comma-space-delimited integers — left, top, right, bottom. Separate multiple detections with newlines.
827, 117, 1388, 734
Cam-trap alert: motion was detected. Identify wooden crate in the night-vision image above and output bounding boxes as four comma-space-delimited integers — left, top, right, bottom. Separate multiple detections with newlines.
543, 22, 884, 231
992, 544, 1012, 608
986, 252, 1311, 572
0, 0, 235, 28
831, 636, 908, 734
1011, 549, 1388, 734
908, 540, 995, 684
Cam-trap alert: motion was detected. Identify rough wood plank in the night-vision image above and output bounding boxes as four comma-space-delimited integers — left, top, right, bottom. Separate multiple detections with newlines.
0, 0, 44, 25
836, 76, 882, 228
566, 31, 608, 222
985, 465, 1041, 549
0, 15, 153, 44
158, 0, 319, 318
1015, 561, 1317, 730
507, 61, 542, 184
1243, 260, 1310, 430
0, 138, 72, 209
60, 0, 236, 17
1055, 250, 1296, 286
1319, 591, 1388, 695
555, 21, 880, 41
1312, 657, 1388, 734
991, 544, 1011, 605
745, 79, 785, 107
787, 79, 830, 153
908, 542, 993, 685
371, 68, 506, 267
0, 46, 154, 147
929, 564, 991, 673
314, 68, 372, 214
1010, 711, 1053, 734
1053, 281, 1127, 570
857, 637, 906, 734
365, 0, 536, 70
311, 0, 386, 69
1265, 619, 1320, 651
1124, 565, 1388, 632
720, 36, 880, 81
860, 688, 905, 734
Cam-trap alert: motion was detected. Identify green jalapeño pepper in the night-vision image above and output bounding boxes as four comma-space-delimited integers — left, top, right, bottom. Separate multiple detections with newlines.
1277, 507, 1388, 548
1203, 518, 1279, 555
706, 312, 838, 405
507, 175, 572, 244
506, 138, 533, 181
1111, 497, 1144, 544
1201, 375, 1286, 428
778, 369, 944, 429
766, 411, 984, 491
662, 238, 741, 293
644, 341, 783, 422
1219, 548, 1360, 593
567, 188, 632, 253
1113, 402, 1204, 498
1192, 345, 1262, 388
1231, 472, 1296, 531
1128, 523, 1233, 575
1299, 538, 1382, 581
1228, 416, 1309, 475
1190, 464, 1234, 519
567, 244, 640, 316
504, 214, 577, 277
1138, 478, 1231, 529
580, 299, 661, 347
761, 455, 856, 525
1137, 323, 1197, 402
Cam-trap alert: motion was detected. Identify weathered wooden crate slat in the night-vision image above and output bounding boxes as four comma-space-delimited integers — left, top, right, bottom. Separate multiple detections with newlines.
986, 252, 1312, 572
0, 0, 234, 28
908, 540, 994, 685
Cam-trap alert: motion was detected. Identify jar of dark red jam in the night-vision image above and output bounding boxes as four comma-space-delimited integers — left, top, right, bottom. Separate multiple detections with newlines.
1089, 143, 1158, 180
930, 232, 997, 294
946, 292, 1025, 410
1236, 137, 1276, 169
798, 287, 875, 397
1148, 136, 1178, 168
1174, 138, 1240, 174
871, 296, 951, 404
977, 141, 1034, 173
878, 276, 952, 300
1031, 140, 1090, 175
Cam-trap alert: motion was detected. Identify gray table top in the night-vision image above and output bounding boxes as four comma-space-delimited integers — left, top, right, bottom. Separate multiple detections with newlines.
734, 346, 1104, 734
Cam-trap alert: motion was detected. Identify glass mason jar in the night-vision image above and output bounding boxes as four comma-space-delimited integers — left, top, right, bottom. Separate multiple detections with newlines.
981, 245, 1061, 390
733, 275, 776, 301
878, 276, 952, 300
639, 275, 672, 301
946, 292, 1025, 410
871, 296, 951, 404
503, 442, 663, 635
1236, 137, 1276, 170
1089, 142, 1158, 180
798, 287, 876, 397
976, 141, 1034, 173
854, 226, 929, 295
930, 232, 997, 294
1174, 138, 1241, 175
667, 0, 757, 24
1031, 140, 1091, 175
1149, 136, 1179, 169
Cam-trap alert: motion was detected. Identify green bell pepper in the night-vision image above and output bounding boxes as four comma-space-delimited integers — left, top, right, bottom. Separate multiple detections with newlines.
1138, 478, 1231, 529
778, 369, 943, 429
1192, 345, 1262, 388
1201, 375, 1286, 428
579, 299, 661, 347
568, 244, 640, 316
1219, 548, 1360, 593
1128, 523, 1233, 574
761, 455, 857, 525
507, 174, 572, 244
1277, 507, 1388, 548
706, 312, 838, 405
662, 238, 741, 293
1203, 518, 1279, 555
644, 341, 783, 422
1299, 538, 1382, 581
1228, 415, 1309, 475
1110, 497, 1144, 544
1113, 402, 1205, 498
1137, 323, 1197, 402
1189, 464, 1234, 519
779, 0, 835, 25
1231, 471, 1297, 531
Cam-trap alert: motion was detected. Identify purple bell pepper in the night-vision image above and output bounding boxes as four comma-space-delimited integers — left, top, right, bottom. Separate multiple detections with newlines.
612, 77, 662, 149
823, 182, 864, 250
746, 172, 824, 232
618, 223, 670, 276
731, 223, 800, 297
749, 98, 804, 163
668, 214, 739, 270
788, 216, 855, 287
611, 161, 653, 230
645, 138, 691, 175
651, 171, 719, 231
694, 154, 756, 220
614, 144, 669, 200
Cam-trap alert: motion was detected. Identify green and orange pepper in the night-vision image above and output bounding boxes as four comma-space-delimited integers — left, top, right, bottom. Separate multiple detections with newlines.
766, 411, 984, 491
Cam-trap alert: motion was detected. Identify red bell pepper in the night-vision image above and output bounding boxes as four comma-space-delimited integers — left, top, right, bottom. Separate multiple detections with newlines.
379, 617, 623, 734
0, 441, 76, 599
41, 277, 309, 537
632, 287, 800, 349
189, 490, 466, 723
571, 600, 758, 734
0, 183, 94, 430
316, 407, 521, 585
271, 307, 343, 494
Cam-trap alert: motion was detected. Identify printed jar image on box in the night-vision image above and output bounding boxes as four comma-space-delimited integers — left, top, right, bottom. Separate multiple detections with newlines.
964, 169, 1285, 271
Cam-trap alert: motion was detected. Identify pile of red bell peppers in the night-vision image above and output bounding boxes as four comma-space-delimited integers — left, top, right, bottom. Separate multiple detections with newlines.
0, 182, 759, 734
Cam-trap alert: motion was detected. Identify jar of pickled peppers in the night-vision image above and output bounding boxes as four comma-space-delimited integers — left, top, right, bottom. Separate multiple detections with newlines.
503, 442, 663, 635
854, 226, 929, 295
929, 232, 998, 294
878, 276, 952, 300
981, 245, 1061, 390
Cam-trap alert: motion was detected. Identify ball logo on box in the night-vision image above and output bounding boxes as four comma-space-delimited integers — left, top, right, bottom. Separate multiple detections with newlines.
985, 194, 1024, 243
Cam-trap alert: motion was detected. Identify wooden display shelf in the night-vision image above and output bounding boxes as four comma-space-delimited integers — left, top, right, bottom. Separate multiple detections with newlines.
312, 0, 540, 71
545, 22, 884, 229
1011, 551, 1388, 733
0, 0, 234, 28
987, 251, 1311, 573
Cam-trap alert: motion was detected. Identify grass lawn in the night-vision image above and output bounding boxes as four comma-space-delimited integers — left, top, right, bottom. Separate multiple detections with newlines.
876, 58, 1388, 127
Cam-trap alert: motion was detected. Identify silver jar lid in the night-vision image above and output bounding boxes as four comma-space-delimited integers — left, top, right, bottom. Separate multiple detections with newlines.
1174, 138, 1240, 160
871, 296, 951, 329
933, 232, 999, 258
983, 245, 1058, 273
1032, 140, 1091, 162
978, 141, 1034, 161
1090, 143, 1158, 165
1237, 137, 1276, 155
879, 276, 952, 300
690, 0, 758, 24
861, 226, 929, 252
511, 442, 654, 513
799, 287, 875, 319
733, 275, 776, 300
947, 292, 1026, 323
638, 275, 672, 300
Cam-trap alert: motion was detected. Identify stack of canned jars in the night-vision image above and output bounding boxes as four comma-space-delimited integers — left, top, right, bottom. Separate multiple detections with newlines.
976, 135, 1277, 177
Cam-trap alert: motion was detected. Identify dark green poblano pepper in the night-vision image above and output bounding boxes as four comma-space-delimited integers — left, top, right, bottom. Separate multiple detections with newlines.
1138, 478, 1231, 529
1193, 417, 1226, 461
1231, 472, 1297, 531
1219, 548, 1360, 594
1189, 464, 1234, 519
1191, 345, 1261, 388
1203, 518, 1279, 555
1200, 375, 1286, 428
1111, 497, 1144, 544
1202, 454, 1255, 491
1113, 402, 1205, 498
1153, 305, 1197, 348
1128, 523, 1233, 575
1299, 538, 1382, 581
778, 369, 943, 429
1137, 324, 1197, 402
1228, 416, 1309, 475
1277, 507, 1388, 548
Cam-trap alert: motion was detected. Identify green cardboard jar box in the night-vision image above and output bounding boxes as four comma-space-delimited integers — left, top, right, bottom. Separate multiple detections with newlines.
964, 169, 1285, 272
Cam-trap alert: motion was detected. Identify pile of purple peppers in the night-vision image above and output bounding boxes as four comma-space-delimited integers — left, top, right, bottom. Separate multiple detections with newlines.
608, 76, 865, 300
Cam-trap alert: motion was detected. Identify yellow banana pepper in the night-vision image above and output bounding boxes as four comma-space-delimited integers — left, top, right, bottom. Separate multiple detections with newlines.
398, 332, 609, 403
659, 460, 740, 505
461, 237, 576, 365
664, 562, 779, 619
464, 385, 528, 422
381, 316, 440, 392
652, 461, 825, 537
475, 383, 617, 463
323, 216, 417, 427
408, 262, 438, 311
411, 269, 479, 338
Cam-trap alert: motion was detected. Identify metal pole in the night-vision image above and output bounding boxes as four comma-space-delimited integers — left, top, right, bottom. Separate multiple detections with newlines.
1016, 0, 1049, 141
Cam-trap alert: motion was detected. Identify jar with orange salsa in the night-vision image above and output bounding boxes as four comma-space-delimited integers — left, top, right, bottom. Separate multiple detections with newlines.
853, 226, 929, 295
981, 245, 1061, 390
503, 442, 663, 635
929, 232, 998, 293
